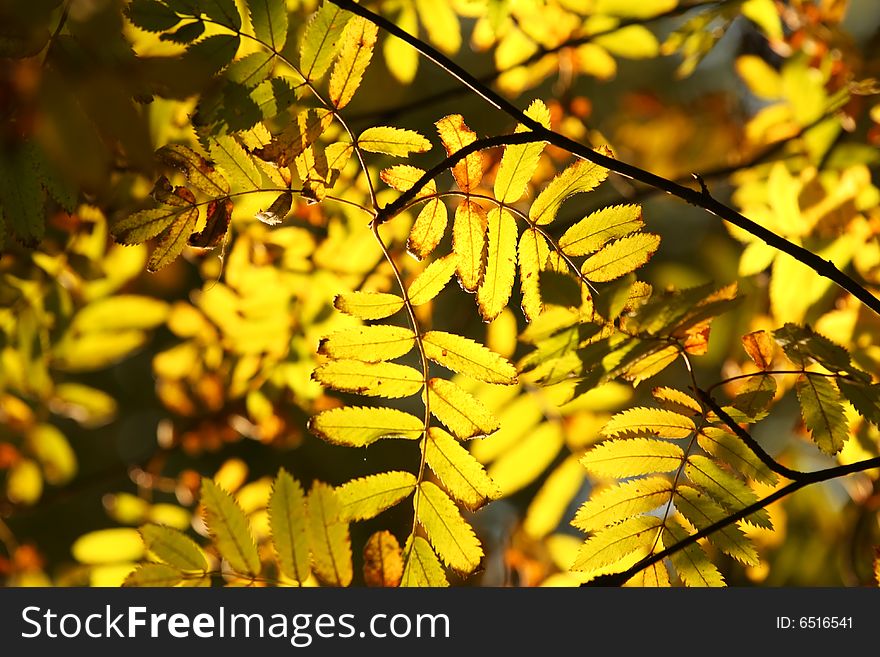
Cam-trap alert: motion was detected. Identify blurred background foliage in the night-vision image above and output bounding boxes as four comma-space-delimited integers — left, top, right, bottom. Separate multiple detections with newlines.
1, 0, 879, 587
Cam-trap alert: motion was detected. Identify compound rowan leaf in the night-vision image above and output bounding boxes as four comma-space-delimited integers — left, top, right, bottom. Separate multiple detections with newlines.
529, 156, 609, 225
408, 254, 457, 305
559, 204, 643, 256
572, 477, 672, 532
313, 360, 424, 398
358, 126, 432, 157
581, 232, 661, 283
300, 3, 351, 80
685, 456, 772, 530
425, 427, 501, 510
796, 374, 848, 455
580, 438, 685, 478
123, 563, 184, 587
156, 144, 230, 197
200, 479, 261, 577
246, 0, 287, 51
453, 200, 488, 291
422, 331, 517, 384
307, 482, 353, 587
571, 515, 662, 577
139, 524, 207, 572
147, 205, 199, 272
268, 468, 310, 583
363, 531, 403, 587
335, 471, 417, 521
603, 407, 696, 439
416, 481, 483, 575
409, 199, 449, 259
401, 536, 448, 587
329, 17, 377, 109
494, 99, 550, 203
309, 406, 424, 447
665, 519, 726, 587
318, 326, 415, 362
477, 208, 517, 322
674, 485, 759, 565
518, 228, 551, 321
436, 115, 481, 192
427, 378, 500, 439
334, 291, 404, 320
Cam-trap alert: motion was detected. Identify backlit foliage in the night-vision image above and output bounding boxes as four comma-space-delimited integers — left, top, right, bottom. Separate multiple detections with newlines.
1, 0, 879, 588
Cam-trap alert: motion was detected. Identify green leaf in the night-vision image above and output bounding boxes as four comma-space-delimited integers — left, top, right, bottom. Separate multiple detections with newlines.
674, 486, 759, 565
580, 438, 684, 478
773, 323, 859, 375
581, 233, 661, 283
416, 481, 483, 575
838, 380, 880, 426
300, 2, 352, 80
559, 204, 643, 256
603, 407, 696, 439
529, 157, 609, 225
572, 477, 672, 532
358, 126, 432, 157
795, 374, 849, 455
665, 520, 726, 587
401, 536, 448, 587
494, 99, 550, 203
425, 427, 501, 510
408, 254, 457, 305
307, 482, 353, 586
225, 52, 275, 88
247, 0, 287, 51
422, 331, 517, 384
697, 427, 778, 486
209, 135, 262, 190
684, 456, 772, 529
428, 378, 500, 439
334, 291, 404, 320
147, 205, 199, 272
268, 469, 310, 583
200, 479, 261, 577
312, 360, 424, 398
0, 147, 45, 245
202, 0, 242, 31
123, 563, 184, 587
731, 374, 777, 419
477, 208, 518, 322
156, 143, 230, 196
160, 20, 205, 44
335, 471, 417, 521
318, 325, 416, 363
139, 524, 207, 571
308, 406, 424, 446
571, 515, 662, 578
329, 17, 377, 109
126, 0, 182, 33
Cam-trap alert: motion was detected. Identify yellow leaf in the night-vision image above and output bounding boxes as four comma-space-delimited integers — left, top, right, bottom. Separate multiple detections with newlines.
594, 25, 659, 59
518, 228, 550, 321
268, 468, 310, 583
435, 114, 482, 192
426, 427, 501, 510
697, 427, 778, 485
571, 515, 662, 577
307, 482, 353, 586
309, 406, 424, 446
594, 0, 676, 18
408, 199, 449, 259
72, 296, 169, 333
401, 536, 448, 587
684, 455, 772, 529
358, 126, 432, 157
524, 456, 585, 539
363, 530, 403, 587
72, 528, 144, 565
6, 458, 42, 505
383, 4, 418, 83
665, 519, 726, 587
674, 486, 759, 565
123, 563, 183, 588
603, 407, 695, 439
558, 204, 643, 256
453, 200, 488, 291
487, 421, 564, 496
318, 325, 416, 362
652, 386, 702, 415
313, 360, 424, 398
741, 329, 775, 369
581, 232, 660, 282
300, 3, 352, 80
422, 330, 517, 384
735, 54, 782, 100
428, 377, 500, 439
140, 524, 207, 571
624, 559, 670, 588
571, 477, 672, 532
580, 438, 684, 478
529, 157, 609, 225
415, 0, 460, 55
335, 471, 417, 521
416, 481, 483, 574
334, 291, 404, 320
380, 165, 436, 196
27, 423, 76, 485
494, 99, 550, 203
408, 253, 457, 305
200, 479, 261, 577
329, 17, 378, 109
477, 208, 518, 322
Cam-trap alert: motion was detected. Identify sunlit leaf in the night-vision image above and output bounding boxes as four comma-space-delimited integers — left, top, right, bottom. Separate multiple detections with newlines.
416, 481, 483, 575
572, 477, 672, 532
307, 482, 353, 587
409, 199, 449, 259
518, 228, 551, 321
72, 528, 144, 565
425, 427, 501, 510
453, 200, 488, 291
477, 208, 518, 322
309, 406, 424, 446
401, 536, 448, 587
571, 515, 662, 577
329, 17, 378, 109
318, 325, 416, 363
200, 479, 261, 577
139, 524, 207, 571
408, 253, 457, 305
363, 530, 403, 587
559, 204, 643, 256
422, 331, 517, 384
335, 471, 417, 521
529, 157, 609, 225
581, 233, 661, 283
268, 469, 310, 583
334, 291, 404, 320
494, 99, 550, 203
665, 520, 726, 587
436, 115, 482, 193
358, 126, 432, 157
581, 438, 684, 478
123, 563, 184, 587
674, 485, 759, 565
684, 455, 772, 530
300, 3, 352, 80
428, 378, 500, 439
603, 407, 696, 439
795, 374, 848, 455
247, 0, 288, 51
523, 456, 585, 539
313, 360, 424, 398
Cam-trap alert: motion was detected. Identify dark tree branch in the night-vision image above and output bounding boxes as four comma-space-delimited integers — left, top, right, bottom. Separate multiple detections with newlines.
330, 0, 880, 318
